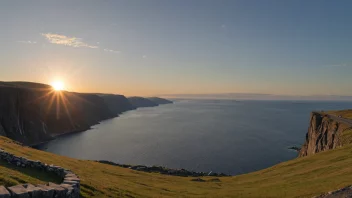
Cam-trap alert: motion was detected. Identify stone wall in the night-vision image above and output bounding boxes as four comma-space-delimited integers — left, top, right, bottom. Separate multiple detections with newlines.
314, 185, 352, 198
0, 149, 80, 198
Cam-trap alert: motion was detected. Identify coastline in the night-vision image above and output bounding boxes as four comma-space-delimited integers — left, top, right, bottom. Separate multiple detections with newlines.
96, 160, 230, 177
30, 103, 169, 148
30, 127, 92, 148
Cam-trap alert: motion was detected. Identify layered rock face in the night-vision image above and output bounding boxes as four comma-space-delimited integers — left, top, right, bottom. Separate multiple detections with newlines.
299, 112, 349, 157
0, 83, 114, 145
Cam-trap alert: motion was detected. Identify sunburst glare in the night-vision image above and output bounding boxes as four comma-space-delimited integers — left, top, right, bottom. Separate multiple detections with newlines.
51, 81, 64, 91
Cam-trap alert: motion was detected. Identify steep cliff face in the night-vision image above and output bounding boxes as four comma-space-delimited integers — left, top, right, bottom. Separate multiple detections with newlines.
299, 112, 350, 157
98, 94, 136, 115
0, 83, 115, 145
0, 82, 173, 145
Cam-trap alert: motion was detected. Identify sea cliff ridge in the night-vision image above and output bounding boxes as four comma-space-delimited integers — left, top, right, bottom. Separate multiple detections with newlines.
0, 81, 172, 146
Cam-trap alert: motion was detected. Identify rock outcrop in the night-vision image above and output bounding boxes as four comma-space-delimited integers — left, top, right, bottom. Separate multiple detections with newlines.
299, 112, 350, 157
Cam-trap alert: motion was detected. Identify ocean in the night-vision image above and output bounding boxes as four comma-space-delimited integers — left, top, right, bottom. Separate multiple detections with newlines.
36, 99, 352, 175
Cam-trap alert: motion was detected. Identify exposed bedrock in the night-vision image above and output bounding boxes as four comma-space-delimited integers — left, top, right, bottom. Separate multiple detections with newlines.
299, 112, 351, 157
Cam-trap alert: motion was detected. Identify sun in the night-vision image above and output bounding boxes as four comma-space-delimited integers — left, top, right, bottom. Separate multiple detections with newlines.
51, 81, 65, 91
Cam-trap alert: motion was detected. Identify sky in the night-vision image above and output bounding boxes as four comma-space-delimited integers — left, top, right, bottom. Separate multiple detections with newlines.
1, 0, 352, 97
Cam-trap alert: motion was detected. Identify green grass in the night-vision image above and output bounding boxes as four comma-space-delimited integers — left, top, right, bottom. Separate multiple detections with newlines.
340, 128, 352, 146
2, 136, 352, 197
0, 160, 61, 186
328, 109, 352, 119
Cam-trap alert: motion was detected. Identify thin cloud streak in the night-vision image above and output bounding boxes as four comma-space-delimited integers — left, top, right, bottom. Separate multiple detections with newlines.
17, 40, 37, 44
41, 33, 98, 49
104, 48, 120, 53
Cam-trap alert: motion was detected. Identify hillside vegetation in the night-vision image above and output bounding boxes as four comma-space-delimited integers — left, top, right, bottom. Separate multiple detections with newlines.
328, 109, 352, 119
2, 136, 352, 197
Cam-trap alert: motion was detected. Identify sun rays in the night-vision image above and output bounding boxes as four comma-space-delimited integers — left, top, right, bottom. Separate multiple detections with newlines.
29, 86, 89, 127
51, 81, 64, 91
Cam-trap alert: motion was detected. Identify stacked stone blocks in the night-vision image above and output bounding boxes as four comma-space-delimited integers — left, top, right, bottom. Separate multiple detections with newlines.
0, 149, 80, 198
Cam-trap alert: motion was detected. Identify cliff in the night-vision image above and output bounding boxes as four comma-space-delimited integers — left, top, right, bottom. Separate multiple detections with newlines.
0, 83, 115, 145
299, 112, 352, 157
128, 97, 159, 108
128, 96, 173, 108
147, 97, 173, 105
0, 82, 173, 145
97, 94, 136, 115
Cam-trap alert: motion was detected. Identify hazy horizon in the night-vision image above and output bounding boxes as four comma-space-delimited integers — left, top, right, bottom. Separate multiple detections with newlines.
1, 1, 352, 96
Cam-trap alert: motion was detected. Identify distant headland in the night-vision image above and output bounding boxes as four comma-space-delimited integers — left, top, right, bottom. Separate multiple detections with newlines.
0, 81, 173, 146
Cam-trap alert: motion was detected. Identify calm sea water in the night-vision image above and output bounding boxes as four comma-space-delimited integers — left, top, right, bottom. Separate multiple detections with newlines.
37, 100, 352, 175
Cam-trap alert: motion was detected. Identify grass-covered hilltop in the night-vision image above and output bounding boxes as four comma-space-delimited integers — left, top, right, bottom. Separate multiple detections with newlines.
1, 81, 352, 197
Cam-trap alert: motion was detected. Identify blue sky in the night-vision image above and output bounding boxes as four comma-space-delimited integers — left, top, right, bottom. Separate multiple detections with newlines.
1, 0, 351, 96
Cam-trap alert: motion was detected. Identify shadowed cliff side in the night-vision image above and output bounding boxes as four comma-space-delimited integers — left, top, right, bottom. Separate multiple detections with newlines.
0, 82, 115, 145
299, 112, 352, 157
147, 97, 173, 105
128, 96, 173, 108
0, 82, 173, 146
97, 94, 136, 115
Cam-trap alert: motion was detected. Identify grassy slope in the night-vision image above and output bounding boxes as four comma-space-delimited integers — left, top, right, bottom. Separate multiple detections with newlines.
328, 109, 352, 119
2, 137, 352, 197
325, 110, 352, 145
0, 161, 61, 187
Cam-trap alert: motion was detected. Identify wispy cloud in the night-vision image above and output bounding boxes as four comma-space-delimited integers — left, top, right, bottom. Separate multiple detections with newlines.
41, 33, 98, 49
104, 48, 120, 53
326, 63, 348, 68
17, 40, 37, 44
142, 55, 147, 58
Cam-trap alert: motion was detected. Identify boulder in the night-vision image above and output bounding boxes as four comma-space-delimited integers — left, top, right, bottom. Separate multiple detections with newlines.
47, 182, 67, 197
7, 185, 29, 198
59, 183, 74, 192
36, 184, 55, 198
60, 184, 78, 198
0, 186, 10, 198
23, 184, 42, 197
63, 180, 79, 188
64, 176, 80, 182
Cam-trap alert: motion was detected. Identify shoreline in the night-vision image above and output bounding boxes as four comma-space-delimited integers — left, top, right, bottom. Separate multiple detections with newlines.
30, 103, 170, 148
31, 114, 124, 148
30, 127, 92, 148
96, 160, 230, 177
